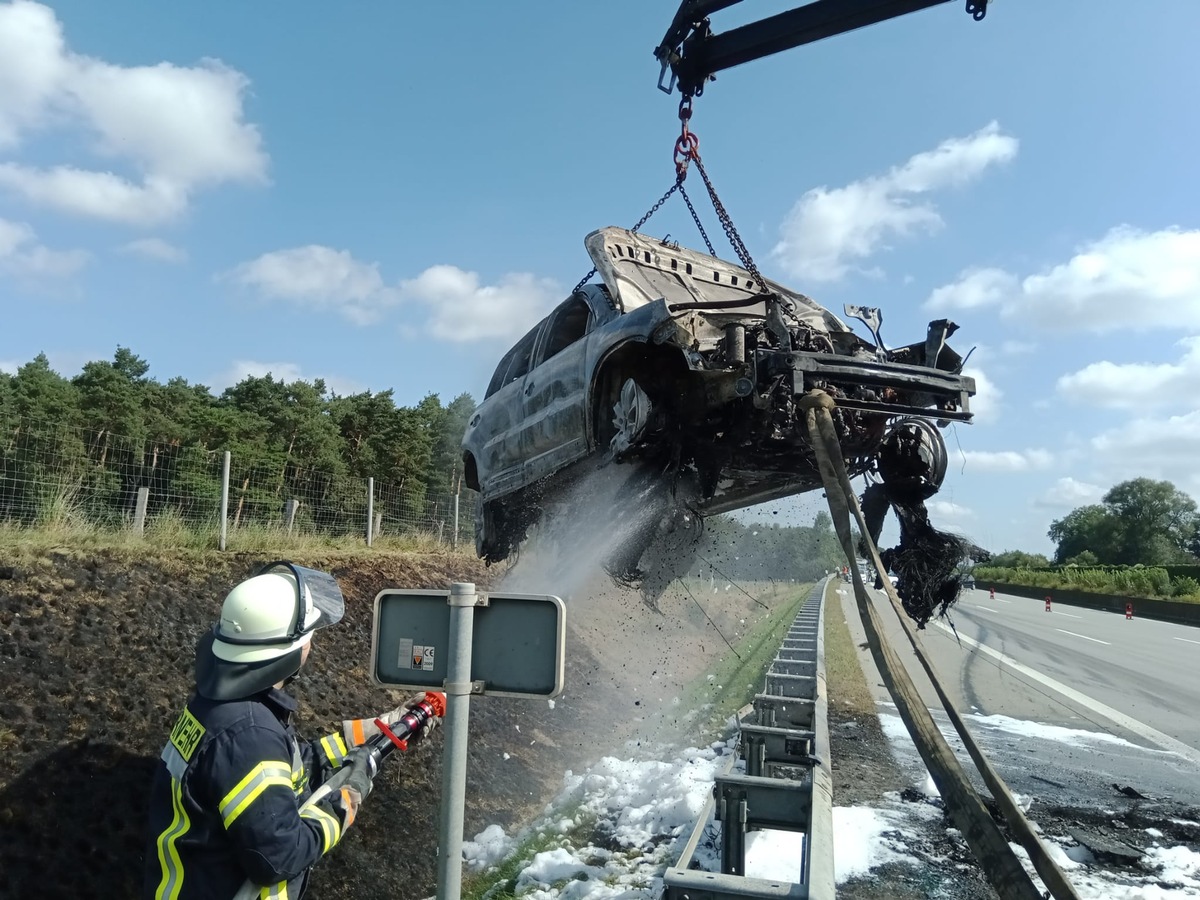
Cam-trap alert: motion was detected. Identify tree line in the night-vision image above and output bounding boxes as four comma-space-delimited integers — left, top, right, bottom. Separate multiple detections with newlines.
982, 477, 1200, 570
688, 511, 847, 584
0, 348, 476, 532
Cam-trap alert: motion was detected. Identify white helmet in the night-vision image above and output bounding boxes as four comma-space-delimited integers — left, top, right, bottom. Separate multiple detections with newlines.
213, 571, 321, 663
196, 561, 345, 700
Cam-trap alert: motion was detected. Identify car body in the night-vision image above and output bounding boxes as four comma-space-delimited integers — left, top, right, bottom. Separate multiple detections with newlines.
462, 226, 976, 564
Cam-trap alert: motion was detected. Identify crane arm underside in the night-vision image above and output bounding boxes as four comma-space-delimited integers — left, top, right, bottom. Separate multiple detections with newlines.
655, 0, 989, 95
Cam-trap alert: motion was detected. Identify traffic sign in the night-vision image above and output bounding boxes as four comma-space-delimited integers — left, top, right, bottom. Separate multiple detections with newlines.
370, 589, 565, 698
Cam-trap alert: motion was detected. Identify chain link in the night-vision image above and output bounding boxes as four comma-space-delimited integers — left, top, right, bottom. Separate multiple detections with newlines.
678, 182, 715, 257
692, 153, 768, 293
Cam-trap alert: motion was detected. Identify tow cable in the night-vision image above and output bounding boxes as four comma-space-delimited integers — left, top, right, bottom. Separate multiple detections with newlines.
802, 390, 1081, 900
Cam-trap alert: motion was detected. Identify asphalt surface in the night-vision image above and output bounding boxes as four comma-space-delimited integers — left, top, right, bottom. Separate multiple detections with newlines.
838, 582, 1200, 810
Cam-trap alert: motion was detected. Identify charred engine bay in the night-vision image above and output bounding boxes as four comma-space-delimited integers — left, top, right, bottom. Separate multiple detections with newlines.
0, 547, 773, 899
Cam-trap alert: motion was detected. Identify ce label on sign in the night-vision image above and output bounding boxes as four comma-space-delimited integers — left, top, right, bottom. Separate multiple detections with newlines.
396, 638, 436, 672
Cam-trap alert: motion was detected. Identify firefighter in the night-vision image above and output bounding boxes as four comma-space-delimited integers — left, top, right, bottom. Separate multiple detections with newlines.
143, 561, 440, 900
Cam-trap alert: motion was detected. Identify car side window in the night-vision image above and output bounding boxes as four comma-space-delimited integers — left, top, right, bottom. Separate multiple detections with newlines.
540, 297, 591, 363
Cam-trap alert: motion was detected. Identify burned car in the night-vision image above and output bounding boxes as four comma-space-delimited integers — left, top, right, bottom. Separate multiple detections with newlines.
462, 226, 976, 604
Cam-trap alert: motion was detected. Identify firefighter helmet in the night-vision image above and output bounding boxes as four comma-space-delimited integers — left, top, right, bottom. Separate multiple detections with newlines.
196, 561, 345, 701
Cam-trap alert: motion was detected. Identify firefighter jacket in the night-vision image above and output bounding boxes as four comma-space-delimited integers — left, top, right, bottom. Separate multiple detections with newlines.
144, 686, 359, 900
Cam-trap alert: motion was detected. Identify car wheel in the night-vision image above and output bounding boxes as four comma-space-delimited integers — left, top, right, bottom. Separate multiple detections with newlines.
475, 496, 510, 563
610, 377, 653, 456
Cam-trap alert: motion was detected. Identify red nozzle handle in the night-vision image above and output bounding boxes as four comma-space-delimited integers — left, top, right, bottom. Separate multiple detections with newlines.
423, 691, 447, 718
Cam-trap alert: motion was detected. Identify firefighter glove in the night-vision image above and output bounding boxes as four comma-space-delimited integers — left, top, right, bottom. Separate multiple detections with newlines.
342, 693, 436, 746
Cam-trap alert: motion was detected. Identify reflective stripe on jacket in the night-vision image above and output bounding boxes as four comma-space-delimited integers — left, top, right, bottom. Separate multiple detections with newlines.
143, 687, 347, 900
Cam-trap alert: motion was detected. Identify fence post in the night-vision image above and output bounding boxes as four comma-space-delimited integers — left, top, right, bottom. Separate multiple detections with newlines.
219, 451, 231, 551
374, 512, 383, 539
285, 499, 300, 535
453, 492, 460, 551
133, 487, 149, 537
366, 477, 375, 547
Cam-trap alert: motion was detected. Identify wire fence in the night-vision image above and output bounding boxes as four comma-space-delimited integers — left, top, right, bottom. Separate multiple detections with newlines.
0, 415, 476, 549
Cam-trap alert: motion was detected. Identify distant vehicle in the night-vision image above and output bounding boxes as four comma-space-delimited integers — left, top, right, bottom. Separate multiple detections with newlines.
888, 574, 899, 588
462, 226, 976, 573
963, 575, 976, 590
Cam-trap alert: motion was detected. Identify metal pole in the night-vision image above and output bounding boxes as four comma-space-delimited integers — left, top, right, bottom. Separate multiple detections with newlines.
133, 487, 149, 537
219, 451, 230, 551
366, 477, 375, 547
452, 492, 460, 551
438, 582, 476, 900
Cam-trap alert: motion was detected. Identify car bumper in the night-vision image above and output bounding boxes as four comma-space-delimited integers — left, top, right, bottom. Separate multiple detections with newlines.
761, 350, 976, 421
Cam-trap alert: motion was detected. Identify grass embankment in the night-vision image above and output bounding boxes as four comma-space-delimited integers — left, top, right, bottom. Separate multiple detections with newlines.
674, 580, 813, 741
0, 513, 459, 557
821, 579, 876, 717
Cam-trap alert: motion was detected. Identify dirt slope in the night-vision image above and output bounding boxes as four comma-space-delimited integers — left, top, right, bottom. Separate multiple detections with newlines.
0, 547, 767, 899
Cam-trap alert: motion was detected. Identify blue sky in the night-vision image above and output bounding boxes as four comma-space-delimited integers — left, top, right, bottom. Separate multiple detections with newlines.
1, 0, 1198, 556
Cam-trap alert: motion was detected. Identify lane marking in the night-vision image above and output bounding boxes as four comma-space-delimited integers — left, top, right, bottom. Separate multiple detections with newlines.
1174, 637, 1200, 646
979, 607, 1000, 613
1053, 611, 1083, 619
934, 622, 1200, 766
1056, 628, 1110, 645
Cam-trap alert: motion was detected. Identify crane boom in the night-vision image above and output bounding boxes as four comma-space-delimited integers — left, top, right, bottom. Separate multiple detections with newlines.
655, 0, 989, 95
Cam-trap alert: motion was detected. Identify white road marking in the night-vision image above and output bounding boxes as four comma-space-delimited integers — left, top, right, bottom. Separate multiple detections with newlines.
991, 597, 1011, 603
1053, 611, 1083, 619
1174, 637, 1200, 646
1056, 628, 1110, 645
979, 607, 1000, 613
934, 622, 1200, 767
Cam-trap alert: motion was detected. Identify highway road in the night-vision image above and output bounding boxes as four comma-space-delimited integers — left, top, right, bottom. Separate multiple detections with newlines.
838, 582, 1200, 809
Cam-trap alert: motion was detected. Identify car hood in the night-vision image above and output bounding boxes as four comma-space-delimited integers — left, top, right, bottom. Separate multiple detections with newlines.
584, 226, 850, 333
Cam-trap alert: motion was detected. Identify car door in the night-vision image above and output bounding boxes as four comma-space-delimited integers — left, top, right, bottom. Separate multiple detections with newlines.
468, 322, 543, 498
520, 295, 592, 484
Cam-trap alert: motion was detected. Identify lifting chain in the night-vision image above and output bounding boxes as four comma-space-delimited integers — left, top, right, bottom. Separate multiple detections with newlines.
571, 179, 681, 296
573, 93, 767, 296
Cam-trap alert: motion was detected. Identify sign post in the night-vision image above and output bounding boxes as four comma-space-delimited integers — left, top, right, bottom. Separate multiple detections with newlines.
371, 582, 566, 900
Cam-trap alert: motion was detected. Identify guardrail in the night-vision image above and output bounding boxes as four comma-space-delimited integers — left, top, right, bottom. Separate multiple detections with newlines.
664, 579, 835, 900
981, 583, 1200, 627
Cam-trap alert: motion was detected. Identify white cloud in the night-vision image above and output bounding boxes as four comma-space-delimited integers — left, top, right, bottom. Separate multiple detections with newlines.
772, 122, 1017, 282
120, 236, 187, 263
928, 499, 974, 521
1056, 336, 1200, 410
0, 1, 266, 224
926, 267, 1017, 312
227, 245, 561, 339
958, 448, 1053, 473
1036, 477, 1103, 510
926, 227, 1200, 332
225, 245, 399, 325
963, 366, 1001, 424
213, 360, 365, 397
0, 215, 87, 278
400, 265, 560, 342
1089, 410, 1200, 495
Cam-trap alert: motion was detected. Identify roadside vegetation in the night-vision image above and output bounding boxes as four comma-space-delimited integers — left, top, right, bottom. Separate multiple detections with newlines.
976, 477, 1200, 602
975, 564, 1200, 603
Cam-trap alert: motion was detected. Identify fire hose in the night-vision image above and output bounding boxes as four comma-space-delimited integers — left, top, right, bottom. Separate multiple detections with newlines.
232, 691, 447, 900
800, 390, 1081, 900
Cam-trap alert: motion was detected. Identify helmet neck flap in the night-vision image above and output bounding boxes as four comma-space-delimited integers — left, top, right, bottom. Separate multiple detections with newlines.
196, 561, 345, 701
195, 630, 306, 701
